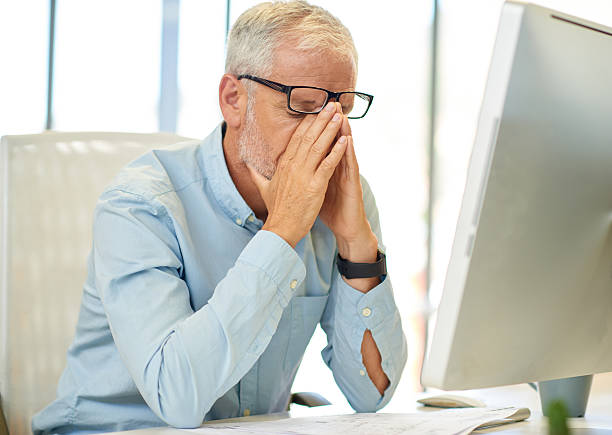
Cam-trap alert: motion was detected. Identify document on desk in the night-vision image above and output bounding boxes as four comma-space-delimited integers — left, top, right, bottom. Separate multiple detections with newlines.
186, 407, 530, 435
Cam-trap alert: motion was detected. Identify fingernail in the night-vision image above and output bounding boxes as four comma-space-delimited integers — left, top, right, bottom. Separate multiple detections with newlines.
326, 102, 335, 112
338, 136, 347, 144
332, 113, 341, 122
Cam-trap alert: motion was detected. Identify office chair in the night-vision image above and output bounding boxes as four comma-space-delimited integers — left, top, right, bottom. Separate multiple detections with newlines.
0, 131, 329, 434
0, 131, 191, 434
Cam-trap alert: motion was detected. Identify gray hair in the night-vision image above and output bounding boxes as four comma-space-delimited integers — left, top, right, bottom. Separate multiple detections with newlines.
225, 0, 358, 80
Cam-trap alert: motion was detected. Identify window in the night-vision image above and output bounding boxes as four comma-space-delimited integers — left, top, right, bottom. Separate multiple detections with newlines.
52, 0, 162, 132
175, 0, 226, 138
0, 0, 49, 135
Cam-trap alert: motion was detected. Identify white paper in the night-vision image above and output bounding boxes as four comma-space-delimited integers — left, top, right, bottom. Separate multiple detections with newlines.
184, 407, 530, 435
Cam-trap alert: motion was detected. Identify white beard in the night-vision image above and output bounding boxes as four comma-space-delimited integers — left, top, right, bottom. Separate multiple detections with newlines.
238, 99, 276, 180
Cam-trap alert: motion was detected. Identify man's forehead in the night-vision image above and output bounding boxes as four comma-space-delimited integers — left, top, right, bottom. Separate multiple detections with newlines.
268, 46, 356, 91
279, 73, 356, 91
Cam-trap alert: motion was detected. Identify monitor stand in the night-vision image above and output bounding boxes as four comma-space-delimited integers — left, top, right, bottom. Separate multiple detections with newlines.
537, 375, 593, 418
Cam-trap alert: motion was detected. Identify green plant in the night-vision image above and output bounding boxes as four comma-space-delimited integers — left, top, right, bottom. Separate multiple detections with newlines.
547, 400, 571, 435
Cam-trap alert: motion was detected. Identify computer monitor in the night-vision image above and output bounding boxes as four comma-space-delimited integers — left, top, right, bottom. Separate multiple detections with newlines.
422, 1, 612, 391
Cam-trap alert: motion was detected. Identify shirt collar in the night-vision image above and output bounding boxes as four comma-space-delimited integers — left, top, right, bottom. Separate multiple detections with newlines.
200, 122, 263, 230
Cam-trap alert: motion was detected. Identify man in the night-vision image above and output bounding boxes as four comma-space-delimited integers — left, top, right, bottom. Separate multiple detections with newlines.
33, 1, 407, 433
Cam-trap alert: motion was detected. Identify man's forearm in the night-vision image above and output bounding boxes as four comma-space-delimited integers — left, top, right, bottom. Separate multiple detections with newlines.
336, 232, 390, 395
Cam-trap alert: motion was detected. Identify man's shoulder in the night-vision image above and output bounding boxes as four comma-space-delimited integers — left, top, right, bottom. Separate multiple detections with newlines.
102, 139, 204, 203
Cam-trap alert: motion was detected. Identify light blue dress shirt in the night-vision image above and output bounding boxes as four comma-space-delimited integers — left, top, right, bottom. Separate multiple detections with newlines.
32, 123, 407, 434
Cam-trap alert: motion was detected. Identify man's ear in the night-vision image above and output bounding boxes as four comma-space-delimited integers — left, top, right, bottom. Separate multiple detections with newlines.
219, 74, 247, 129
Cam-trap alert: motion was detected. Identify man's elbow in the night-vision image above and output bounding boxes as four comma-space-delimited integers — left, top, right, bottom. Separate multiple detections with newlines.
154, 392, 208, 429
159, 407, 204, 429
349, 394, 384, 413
142, 355, 210, 428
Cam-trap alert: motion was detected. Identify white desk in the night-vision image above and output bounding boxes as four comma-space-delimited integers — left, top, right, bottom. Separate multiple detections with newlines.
109, 372, 612, 434
442, 372, 612, 434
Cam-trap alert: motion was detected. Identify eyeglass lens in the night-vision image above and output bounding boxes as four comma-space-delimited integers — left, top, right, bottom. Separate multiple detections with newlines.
289, 88, 369, 117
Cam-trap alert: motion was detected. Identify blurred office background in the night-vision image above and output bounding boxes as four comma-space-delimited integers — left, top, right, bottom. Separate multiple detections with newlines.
1, 0, 611, 412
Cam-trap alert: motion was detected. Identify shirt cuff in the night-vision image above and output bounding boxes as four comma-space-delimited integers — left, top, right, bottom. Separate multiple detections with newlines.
334, 273, 403, 385
237, 230, 306, 307
334, 274, 395, 331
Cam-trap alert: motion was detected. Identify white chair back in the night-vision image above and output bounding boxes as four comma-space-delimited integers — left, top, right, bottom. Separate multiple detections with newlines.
0, 131, 192, 434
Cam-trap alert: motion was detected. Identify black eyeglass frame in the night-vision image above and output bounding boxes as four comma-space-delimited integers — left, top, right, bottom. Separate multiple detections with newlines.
237, 74, 374, 119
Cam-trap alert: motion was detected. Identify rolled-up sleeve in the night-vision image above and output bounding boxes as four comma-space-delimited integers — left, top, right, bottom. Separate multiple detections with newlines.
320, 177, 407, 412
94, 189, 305, 428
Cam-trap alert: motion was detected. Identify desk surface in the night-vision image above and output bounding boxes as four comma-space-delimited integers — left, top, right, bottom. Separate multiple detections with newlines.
109, 372, 612, 434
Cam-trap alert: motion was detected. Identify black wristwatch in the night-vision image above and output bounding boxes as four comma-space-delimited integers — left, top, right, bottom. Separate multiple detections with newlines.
336, 250, 387, 279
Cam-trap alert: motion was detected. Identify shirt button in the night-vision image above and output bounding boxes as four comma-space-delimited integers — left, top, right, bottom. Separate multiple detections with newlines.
359, 369, 366, 376
290, 279, 298, 289
244, 408, 250, 416
361, 307, 372, 317
247, 215, 255, 223
235, 218, 242, 225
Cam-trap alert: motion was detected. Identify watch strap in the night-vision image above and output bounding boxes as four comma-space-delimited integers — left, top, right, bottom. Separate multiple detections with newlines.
336, 250, 387, 279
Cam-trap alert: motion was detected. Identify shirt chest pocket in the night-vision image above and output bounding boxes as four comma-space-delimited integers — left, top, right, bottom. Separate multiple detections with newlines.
283, 294, 329, 375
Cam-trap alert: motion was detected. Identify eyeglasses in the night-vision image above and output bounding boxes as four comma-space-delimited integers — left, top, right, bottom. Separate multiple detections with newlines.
237, 74, 374, 119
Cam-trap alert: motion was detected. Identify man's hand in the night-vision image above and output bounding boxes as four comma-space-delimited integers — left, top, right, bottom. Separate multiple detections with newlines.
247, 102, 348, 248
249, 102, 389, 394
319, 115, 379, 266
320, 114, 390, 395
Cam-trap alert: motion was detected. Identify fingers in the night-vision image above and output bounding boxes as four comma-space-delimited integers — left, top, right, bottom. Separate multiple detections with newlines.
315, 135, 348, 183
303, 102, 340, 146
346, 136, 359, 180
334, 134, 357, 182
340, 114, 352, 137
282, 114, 317, 161
287, 102, 341, 160
305, 108, 344, 169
